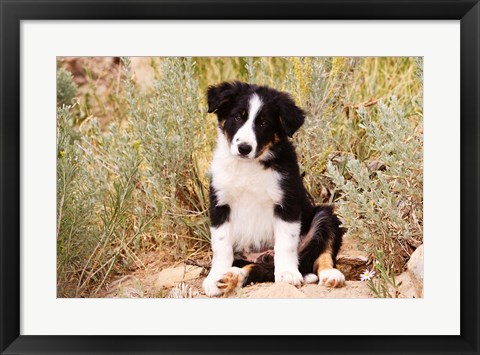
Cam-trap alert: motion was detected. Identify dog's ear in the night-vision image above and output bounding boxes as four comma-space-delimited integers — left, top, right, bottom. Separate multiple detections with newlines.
207, 81, 243, 114
276, 93, 305, 138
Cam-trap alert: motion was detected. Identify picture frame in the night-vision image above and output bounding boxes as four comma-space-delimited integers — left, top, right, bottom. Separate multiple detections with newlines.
1, 0, 478, 354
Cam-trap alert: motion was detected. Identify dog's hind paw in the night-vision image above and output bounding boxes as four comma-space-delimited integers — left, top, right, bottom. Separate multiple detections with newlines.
319, 268, 345, 288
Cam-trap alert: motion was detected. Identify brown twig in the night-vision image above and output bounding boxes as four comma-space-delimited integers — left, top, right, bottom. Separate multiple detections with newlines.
344, 98, 381, 117
185, 259, 210, 270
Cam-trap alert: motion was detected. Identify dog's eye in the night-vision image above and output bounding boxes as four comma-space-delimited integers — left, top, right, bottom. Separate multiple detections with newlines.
259, 121, 268, 128
234, 114, 241, 122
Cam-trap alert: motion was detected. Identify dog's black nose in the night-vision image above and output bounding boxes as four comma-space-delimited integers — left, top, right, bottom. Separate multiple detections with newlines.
238, 143, 252, 156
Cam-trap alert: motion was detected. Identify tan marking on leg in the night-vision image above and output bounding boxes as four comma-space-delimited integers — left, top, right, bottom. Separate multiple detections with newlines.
314, 250, 334, 274
242, 264, 255, 273
314, 246, 345, 288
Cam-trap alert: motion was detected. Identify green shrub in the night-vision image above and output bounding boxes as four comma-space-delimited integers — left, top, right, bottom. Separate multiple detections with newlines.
326, 97, 423, 271
56, 67, 78, 106
123, 57, 212, 257
57, 105, 152, 296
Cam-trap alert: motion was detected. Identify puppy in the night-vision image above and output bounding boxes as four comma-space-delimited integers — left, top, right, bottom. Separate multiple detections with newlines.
203, 81, 345, 297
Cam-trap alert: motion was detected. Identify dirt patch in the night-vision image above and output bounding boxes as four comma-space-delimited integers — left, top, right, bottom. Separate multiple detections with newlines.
240, 281, 373, 298
97, 243, 422, 299
99, 252, 374, 298
102, 267, 373, 299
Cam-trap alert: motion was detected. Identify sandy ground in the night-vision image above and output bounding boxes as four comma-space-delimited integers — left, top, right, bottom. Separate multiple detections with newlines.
98, 251, 374, 299
98, 244, 423, 299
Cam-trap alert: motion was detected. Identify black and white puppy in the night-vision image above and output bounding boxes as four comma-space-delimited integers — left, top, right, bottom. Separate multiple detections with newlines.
203, 81, 345, 297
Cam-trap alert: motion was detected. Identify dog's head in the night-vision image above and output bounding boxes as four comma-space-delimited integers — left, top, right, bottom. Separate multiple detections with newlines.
207, 81, 305, 160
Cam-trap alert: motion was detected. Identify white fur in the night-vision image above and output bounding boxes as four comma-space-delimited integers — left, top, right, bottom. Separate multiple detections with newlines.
211, 132, 283, 252
204, 132, 285, 296
203, 276, 223, 297
231, 94, 263, 158
273, 219, 303, 286
303, 273, 319, 284
319, 268, 346, 287
203, 223, 234, 297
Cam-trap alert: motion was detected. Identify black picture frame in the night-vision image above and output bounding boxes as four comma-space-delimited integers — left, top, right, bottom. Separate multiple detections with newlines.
1, 1, 479, 354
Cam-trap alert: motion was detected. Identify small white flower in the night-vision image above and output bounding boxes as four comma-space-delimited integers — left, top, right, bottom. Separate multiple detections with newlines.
360, 269, 376, 281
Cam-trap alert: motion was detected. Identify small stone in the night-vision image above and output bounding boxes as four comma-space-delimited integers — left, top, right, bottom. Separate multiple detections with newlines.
155, 264, 203, 289
117, 287, 143, 298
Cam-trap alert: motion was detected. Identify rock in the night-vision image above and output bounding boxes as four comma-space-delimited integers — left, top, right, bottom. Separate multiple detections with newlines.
242, 282, 306, 298
130, 57, 156, 90
336, 236, 370, 280
396, 273, 420, 298
155, 264, 203, 289
397, 245, 423, 298
406, 244, 423, 282
336, 255, 369, 281
117, 286, 143, 298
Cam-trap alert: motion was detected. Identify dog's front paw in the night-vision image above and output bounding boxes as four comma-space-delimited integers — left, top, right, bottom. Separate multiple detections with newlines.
203, 267, 247, 297
203, 276, 223, 297
275, 268, 304, 286
319, 268, 345, 288
217, 267, 247, 295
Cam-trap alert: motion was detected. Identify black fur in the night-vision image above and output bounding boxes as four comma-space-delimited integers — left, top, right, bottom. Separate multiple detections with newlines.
232, 259, 275, 284
207, 81, 344, 286
209, 183, 230, 228
207, 81, 305, 147
297, 205, 344, 275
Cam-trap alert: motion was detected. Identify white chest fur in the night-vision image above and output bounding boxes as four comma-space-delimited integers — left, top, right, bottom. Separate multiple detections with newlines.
211, 133, 283, 252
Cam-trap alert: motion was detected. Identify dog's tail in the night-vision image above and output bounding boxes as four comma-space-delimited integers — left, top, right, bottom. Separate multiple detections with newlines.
298, 204, 344, 276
